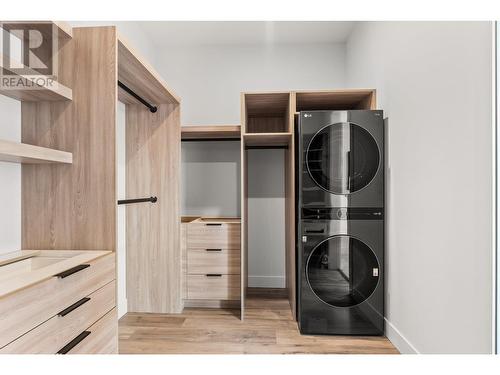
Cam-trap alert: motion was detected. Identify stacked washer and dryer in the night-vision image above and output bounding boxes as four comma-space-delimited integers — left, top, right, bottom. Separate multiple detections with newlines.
297, 110, 385, 335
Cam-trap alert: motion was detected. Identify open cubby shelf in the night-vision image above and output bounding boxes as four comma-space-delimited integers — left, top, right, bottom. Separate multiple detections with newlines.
244, 92, 291, 134
295, 89, 376, 111
0, 139, 72, 164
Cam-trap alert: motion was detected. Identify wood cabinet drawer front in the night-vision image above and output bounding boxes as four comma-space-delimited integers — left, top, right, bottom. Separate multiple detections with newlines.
187, 223, 240, 250
66, 308, 117, 354
187, 274, 240, 300
0, 254, 115, 348
187, 249, 240, 275
0, 280, 115, 354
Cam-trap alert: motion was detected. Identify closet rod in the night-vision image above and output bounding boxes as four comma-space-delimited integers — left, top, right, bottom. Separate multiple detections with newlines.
245, 145, 289, 150
117, 196, 158, 205
118, 80, 158, 113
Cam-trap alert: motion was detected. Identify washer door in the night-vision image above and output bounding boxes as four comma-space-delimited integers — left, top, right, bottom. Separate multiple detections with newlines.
306, 235, 379, 308
306, 123, 380, 194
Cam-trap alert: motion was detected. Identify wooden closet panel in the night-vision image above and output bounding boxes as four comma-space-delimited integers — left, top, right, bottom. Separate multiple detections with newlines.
240, 93, 247, 320
126, 103, 181, 313
285, 94, 296, 320
21, 26, 117, 251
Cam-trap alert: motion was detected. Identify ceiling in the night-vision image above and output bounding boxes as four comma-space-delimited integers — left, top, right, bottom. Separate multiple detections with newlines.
132, 21, 356, 46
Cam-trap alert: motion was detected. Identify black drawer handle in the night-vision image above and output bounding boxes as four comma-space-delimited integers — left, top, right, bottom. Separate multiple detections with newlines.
55, 264, 90, 279
57, 297, 91, 317
206, 274, 222, 277
206, 248, 222, 252
206, 223, 222, 226
305, 229, 324, 234
57, 331, 91, 354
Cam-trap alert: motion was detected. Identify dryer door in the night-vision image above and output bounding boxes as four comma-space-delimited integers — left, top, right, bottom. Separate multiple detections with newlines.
306, 235, 380, 308
306, 122, 380, 195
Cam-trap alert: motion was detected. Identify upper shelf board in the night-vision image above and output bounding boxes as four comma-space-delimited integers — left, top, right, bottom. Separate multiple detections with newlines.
0, 53, 72, 101
181, 125, 241, 140
0, 139, 73, 164
295, 89, 376, 111
118, 35, 180, 106
243, 132, 292, 147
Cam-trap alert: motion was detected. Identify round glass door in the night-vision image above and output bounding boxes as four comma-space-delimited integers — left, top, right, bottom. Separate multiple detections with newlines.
306, 123, 380, 194
306, 235, 379, 308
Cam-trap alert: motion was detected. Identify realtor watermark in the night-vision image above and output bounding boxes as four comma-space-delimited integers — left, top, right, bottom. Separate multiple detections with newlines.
0, 21, 59, 91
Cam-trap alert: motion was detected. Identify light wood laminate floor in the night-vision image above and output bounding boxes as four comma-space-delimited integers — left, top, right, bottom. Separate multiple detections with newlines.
119, 292, 398, 354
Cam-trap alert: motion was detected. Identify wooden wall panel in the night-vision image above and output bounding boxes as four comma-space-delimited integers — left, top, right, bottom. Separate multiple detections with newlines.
240, 93, 247, 320
21, 26, 117, 251
126, 103, 181, 314
285, 92, 296, 320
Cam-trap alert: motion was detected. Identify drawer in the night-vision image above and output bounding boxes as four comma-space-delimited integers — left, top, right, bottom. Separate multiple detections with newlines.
187, 274, 240, 300
187, 249, 240, 275
64, 308, 117, 354
0, 253, 115, 348
1, 280, 115, 354
187, 222, 240, 250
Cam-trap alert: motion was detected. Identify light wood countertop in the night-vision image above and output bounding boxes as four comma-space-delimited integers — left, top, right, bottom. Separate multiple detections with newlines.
0, 250, 112, 298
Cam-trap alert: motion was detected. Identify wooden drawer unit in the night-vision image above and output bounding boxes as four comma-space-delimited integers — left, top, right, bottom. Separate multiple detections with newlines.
1, 280, 115, 354
64, 308, 118, 354
187, 222, 241, 250
187, 249, 240, 275
0, 253, 115, 348
187, 274, 240, 300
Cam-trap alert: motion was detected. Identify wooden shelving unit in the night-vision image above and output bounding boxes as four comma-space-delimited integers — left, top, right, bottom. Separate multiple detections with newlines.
0, 21, 73, 101
0, 139, 72, 164
295, 89, 376, 111
117, 35, 180, 106
181, 125, 241, 140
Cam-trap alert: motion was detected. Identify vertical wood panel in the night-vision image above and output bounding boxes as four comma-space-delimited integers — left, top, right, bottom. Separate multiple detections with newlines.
126, 103, 181, 313
21, 27, 117, 251
240, 93, 247, 320
286, 92, 296, 320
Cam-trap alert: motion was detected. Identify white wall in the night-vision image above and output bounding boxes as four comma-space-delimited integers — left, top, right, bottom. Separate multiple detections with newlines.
247, 150, 286, 288
181, 141, 240, 217
156, 43, 346, 125
0, 96, 21, 256
346, 21, 493, 354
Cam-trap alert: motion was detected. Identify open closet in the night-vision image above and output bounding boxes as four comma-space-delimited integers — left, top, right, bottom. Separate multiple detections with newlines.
0, 22, 181, 353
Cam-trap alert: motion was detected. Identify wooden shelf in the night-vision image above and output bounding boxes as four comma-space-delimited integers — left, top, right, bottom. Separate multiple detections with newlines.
0, 53, 72, 101
295, 89, 376, 111
0, 139, 72, 164
181, 125, 241, 140
244, 132, 292, 147
118, 35, 180, 106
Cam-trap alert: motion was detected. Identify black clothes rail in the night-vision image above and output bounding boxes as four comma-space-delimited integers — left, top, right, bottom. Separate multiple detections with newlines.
118, 80, 158, 113
117, 196, 158, 205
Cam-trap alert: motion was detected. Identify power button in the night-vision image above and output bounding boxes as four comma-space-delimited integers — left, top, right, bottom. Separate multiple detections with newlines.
337, 208, 347, 219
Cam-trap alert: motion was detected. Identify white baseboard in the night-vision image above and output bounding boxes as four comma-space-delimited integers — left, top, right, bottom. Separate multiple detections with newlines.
248, 275, 285, 288
385, 318, 419, 354
117, 298, 128, 319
